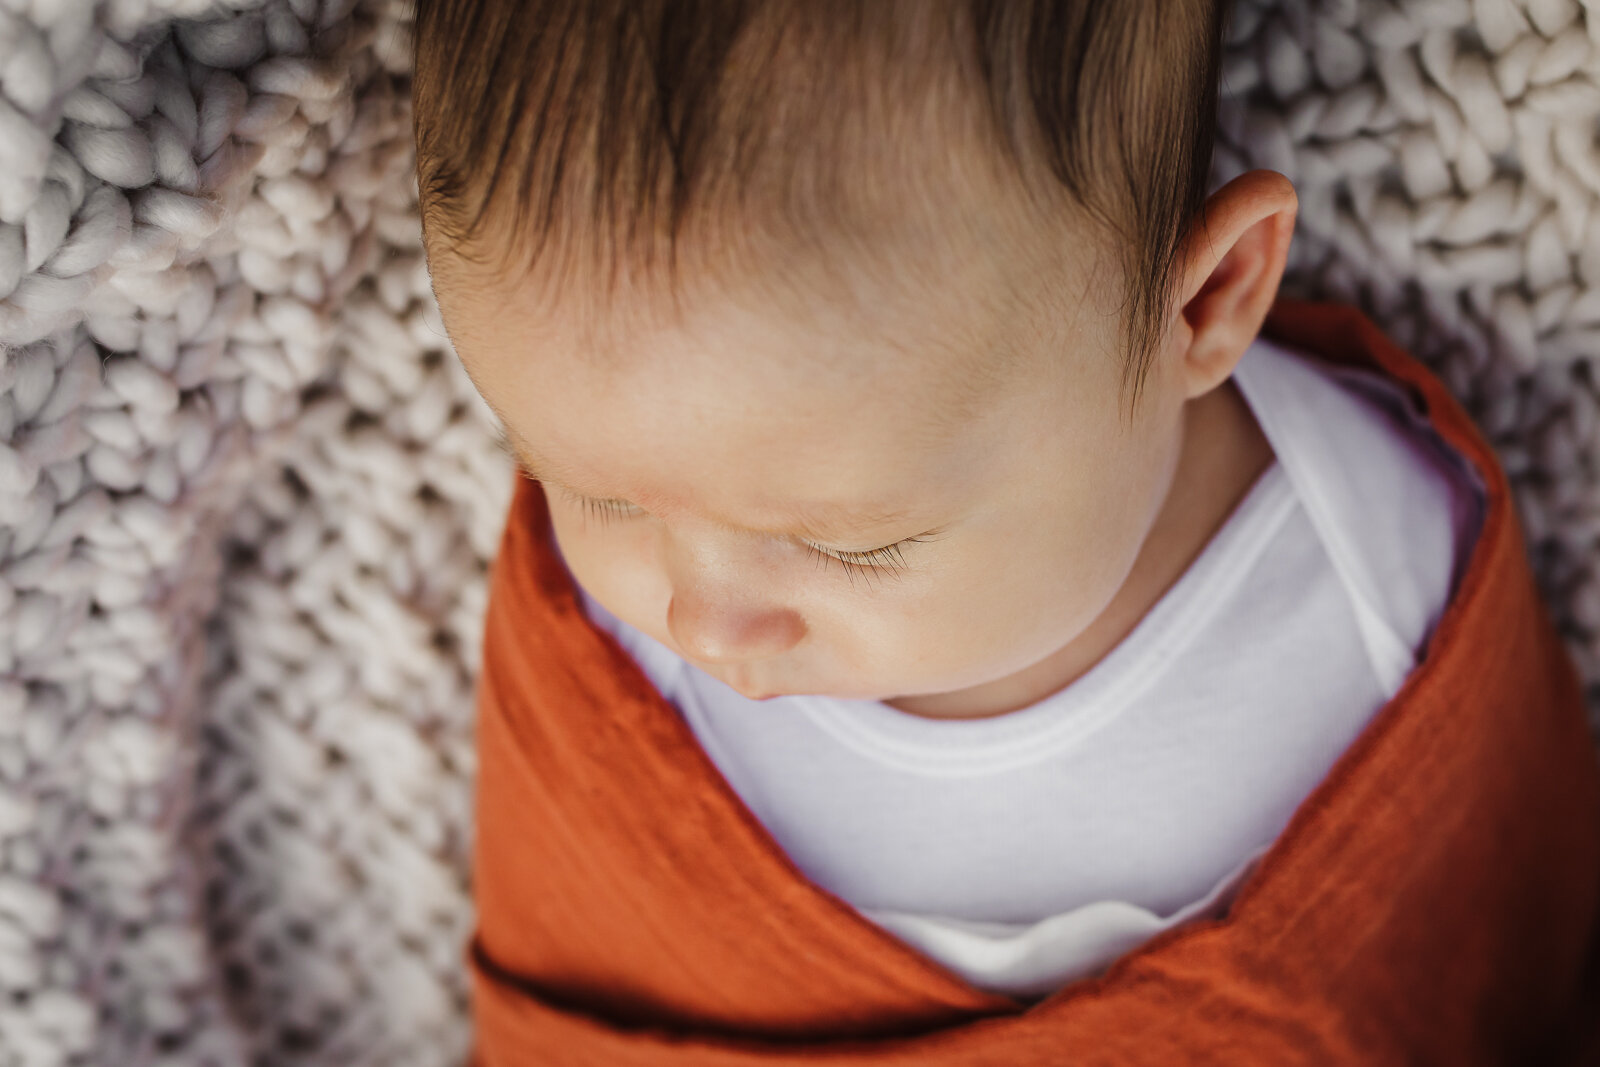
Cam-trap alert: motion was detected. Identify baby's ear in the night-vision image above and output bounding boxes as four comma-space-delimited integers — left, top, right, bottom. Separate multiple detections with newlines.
1171, 170, 1298, 399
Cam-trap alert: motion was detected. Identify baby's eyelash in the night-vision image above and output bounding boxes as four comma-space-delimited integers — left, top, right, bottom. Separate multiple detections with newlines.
802, 538, 932, 590
559, 487, 926, 588
577, 494, 638, 526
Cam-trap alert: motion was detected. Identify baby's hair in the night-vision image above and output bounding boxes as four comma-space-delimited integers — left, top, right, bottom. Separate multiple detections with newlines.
410, 0, 1231, 402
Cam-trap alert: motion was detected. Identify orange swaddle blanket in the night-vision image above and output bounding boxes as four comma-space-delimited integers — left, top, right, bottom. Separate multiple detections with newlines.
464, 296, 1600, 1065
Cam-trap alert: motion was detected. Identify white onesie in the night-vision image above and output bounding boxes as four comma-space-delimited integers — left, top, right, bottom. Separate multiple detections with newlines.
558, 333, 1485, 1000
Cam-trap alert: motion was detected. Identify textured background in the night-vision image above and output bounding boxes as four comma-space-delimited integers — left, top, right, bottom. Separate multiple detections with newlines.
0, 0, 1597, 1064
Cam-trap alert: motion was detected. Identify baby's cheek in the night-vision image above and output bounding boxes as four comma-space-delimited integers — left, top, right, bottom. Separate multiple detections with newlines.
1023, 489, 1146, 629
548, 510, 653, 616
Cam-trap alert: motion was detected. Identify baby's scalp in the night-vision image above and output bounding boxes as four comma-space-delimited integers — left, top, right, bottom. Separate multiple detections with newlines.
409, 0, 1231, 402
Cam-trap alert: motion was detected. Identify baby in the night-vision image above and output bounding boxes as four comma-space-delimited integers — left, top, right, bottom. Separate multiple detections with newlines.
409, 1, 1600, 1063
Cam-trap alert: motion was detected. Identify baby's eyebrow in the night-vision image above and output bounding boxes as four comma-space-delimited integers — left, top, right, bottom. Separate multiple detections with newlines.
490, 423, 932, 544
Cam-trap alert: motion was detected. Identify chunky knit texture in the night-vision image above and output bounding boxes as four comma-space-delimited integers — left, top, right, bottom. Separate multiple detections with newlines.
0, 1, 1597, 1064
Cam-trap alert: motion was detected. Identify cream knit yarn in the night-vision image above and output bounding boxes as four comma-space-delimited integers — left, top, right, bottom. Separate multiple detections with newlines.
0, 0, 1595, 1064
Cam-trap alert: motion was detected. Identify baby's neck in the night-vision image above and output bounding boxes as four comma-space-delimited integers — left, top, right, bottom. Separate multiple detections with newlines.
884, 379, 1275, 720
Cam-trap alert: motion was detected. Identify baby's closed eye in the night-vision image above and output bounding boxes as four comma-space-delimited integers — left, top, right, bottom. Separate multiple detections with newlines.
553, 484, 936, 584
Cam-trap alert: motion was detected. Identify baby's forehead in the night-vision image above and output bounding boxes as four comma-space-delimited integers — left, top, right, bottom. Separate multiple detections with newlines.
567, 260, 1029, 442
441, 154, 1103, 382
428, 142, 1119, 452
443, 246, 1058, 479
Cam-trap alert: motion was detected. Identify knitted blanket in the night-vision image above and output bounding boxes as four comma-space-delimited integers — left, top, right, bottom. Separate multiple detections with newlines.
0, 1, 1595, 1064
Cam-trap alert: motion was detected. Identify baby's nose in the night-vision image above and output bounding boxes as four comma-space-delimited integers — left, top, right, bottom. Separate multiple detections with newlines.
666, 590, 806, 664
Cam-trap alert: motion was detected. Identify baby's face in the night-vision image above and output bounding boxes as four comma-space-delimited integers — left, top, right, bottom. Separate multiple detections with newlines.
430, 212, 1190, 718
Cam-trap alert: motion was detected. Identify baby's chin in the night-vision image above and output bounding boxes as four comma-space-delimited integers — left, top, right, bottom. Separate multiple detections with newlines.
719, 673, 964, 708
685, 639, 1030, 708
715, 675, 841, 703
706, 666, 887, 704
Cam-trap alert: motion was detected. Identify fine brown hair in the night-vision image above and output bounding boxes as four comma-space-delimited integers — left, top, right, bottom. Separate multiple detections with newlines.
410, 0, 1231, 402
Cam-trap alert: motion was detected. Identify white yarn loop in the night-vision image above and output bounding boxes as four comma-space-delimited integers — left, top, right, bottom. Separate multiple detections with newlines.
0, 101, 53, 226
59, 122, 154, 190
